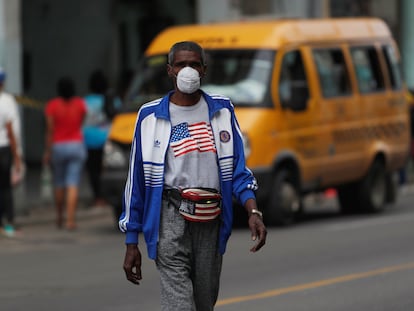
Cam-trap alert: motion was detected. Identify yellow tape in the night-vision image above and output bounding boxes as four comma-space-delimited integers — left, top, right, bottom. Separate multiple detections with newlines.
13, 95, 46, 109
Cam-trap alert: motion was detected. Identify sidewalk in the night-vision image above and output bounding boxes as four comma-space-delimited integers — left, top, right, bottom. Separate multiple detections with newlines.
13, 165, 115, 228
12, 165, 414, 228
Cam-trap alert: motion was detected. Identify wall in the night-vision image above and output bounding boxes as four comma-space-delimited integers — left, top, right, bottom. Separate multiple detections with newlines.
14, 0, 410, 163
197, 0, 325, 23
21, 0, 195, 163
198, 0, 239, 23
0, 0, 22, 94
22, 0, 114, 99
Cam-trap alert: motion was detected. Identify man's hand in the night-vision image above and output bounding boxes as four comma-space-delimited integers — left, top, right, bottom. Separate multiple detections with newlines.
123, 244, 142, 285
244, 198, 267, 252
248, 214, 267, 252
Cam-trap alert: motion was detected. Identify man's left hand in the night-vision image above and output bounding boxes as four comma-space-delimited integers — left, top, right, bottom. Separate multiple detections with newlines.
248, 214, 267, 252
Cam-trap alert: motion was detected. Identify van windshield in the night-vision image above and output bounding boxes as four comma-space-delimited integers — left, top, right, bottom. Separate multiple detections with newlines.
123, 49, 275, 111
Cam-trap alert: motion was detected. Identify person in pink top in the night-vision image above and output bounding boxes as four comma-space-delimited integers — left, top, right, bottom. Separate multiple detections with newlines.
43, 77, 87, 230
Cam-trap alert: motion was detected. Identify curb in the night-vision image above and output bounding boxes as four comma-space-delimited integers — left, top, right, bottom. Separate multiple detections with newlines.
12, 166, 114, 228
15, 201, 115, 228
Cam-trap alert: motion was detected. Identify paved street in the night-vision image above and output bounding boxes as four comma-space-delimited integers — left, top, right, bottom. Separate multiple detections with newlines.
3, 161, 414, 311
3, 172, 414, 310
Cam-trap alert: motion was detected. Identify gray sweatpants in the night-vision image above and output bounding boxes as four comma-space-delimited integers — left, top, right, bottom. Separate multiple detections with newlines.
156, 198, 223, 311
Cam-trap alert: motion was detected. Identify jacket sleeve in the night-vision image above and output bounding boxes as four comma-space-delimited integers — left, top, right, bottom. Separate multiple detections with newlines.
229, 105, 258, 205
118, 113, 145, 245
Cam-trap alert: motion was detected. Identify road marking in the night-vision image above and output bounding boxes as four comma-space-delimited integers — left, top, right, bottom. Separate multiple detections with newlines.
216, 261, 414, 307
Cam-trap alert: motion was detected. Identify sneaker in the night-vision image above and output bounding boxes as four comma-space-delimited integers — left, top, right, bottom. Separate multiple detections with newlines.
3, 224, 15, 238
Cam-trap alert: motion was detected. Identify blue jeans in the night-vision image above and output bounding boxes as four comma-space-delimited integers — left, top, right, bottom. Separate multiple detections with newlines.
52, 142, 87, 187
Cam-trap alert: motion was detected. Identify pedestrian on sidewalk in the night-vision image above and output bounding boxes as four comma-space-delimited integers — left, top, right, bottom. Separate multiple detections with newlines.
120, 41, 267, 311
43, 76, 87, 230
0, 67, 22, 237
83, 70, 111, 207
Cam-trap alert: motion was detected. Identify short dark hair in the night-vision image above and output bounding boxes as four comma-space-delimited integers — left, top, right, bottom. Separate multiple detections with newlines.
57, 76, 76, 100
168, 41, 206, 66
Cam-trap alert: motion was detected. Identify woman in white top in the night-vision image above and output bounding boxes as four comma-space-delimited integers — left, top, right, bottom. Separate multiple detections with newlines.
0, 68, 22, 237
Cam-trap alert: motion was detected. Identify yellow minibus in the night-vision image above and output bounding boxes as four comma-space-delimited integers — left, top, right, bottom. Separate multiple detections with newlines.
102, 18, 410, 225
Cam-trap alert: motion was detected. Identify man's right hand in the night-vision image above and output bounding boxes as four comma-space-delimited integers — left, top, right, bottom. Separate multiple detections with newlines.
123, 244, 142, 285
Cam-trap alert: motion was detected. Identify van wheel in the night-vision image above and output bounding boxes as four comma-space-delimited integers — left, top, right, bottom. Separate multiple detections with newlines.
358, 159, 387, 213
267, 169, 302, 226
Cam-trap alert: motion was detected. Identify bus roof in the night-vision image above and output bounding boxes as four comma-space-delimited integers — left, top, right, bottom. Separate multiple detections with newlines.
146, 18, 391, 54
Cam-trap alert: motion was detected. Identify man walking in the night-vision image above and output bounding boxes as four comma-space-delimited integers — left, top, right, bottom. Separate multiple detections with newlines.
120, 41, 267, 311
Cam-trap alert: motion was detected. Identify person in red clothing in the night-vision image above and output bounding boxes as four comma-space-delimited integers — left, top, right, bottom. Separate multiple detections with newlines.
43, 77, 87, 230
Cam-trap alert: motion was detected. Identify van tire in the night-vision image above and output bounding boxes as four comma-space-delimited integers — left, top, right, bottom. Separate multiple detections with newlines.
358, 159, 387, 213
267, 169, 302, 226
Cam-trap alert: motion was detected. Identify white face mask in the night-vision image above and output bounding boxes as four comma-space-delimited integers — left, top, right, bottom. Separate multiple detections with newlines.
176, 67, 200, 94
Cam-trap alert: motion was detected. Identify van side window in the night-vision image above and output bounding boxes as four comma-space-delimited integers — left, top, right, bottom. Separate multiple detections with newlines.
382, 45, 403, 90
350, 46, 385, 93
312, 48, 351, 98
279, 50, 309, 111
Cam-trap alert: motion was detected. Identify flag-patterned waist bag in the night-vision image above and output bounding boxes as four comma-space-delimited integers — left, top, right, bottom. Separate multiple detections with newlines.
162, 188, 221, 222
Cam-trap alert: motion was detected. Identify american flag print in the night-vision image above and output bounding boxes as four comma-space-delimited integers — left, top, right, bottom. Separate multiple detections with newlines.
170, 121, 216, 157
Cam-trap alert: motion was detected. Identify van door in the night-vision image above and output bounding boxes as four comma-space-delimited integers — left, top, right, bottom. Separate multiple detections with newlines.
275, 48, 322, 190
310, 46, 357, 186
347, 45, 389, 174
380, 43, 409, 172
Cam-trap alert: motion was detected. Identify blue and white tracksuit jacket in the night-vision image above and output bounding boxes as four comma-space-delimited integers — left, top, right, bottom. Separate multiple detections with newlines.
119, 90, 258, 260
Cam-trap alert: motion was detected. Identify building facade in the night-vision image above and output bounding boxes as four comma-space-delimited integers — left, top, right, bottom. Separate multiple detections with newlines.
0, 0, 413, 162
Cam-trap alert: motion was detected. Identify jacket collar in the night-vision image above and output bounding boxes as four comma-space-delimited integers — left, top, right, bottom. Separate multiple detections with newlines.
154, 90, 223, 121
